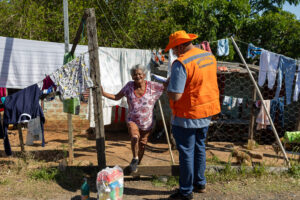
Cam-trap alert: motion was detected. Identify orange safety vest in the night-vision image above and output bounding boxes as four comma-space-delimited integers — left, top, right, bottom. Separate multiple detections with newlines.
169, 48, 220, 119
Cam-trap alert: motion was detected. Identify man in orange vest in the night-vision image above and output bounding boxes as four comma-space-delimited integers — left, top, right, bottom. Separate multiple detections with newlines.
165, 30, 220, 200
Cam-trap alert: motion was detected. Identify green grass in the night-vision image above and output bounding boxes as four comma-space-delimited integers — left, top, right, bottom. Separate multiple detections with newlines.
151, 176, 179, 188
0, 178, 9, 185
28, 167, 59, 181
151, 163, 275, 187
207, 155, 222, 165
288, 162, 300, 178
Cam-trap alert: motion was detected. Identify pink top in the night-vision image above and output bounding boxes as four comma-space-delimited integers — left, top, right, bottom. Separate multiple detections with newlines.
121, 81, 164, 131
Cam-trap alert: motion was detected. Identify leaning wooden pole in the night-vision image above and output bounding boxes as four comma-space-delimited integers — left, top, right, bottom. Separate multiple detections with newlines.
231, 36, 290, 167
158, 100, 175, 164
86, 8, 106, 170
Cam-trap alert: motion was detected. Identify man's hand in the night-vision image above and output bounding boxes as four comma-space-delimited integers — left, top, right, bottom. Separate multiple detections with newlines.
163, 77, 170, 89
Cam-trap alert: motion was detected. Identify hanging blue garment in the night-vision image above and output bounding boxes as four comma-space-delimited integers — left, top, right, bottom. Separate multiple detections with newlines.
247, 43, 262, 59
269, 97, 285, 129
217, 39, 229, 56
0, 84, 45, 156
274, 56, 296, 105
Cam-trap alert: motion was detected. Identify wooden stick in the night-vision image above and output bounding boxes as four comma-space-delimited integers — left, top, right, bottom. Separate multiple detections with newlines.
248, 86, 257, 150
70, 13, 88, 56
86, 8, 106, 170
17, 124, 25, 152
158, 100, 175, 164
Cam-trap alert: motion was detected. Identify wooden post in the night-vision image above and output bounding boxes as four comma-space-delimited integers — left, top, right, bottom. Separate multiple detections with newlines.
86, 8, 106, 170
17, 124, 25, 152
65, 9, 88, 165
248, 86, 256, 150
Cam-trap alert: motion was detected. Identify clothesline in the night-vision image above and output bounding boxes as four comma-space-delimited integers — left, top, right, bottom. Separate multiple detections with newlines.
207, 37, 299, 64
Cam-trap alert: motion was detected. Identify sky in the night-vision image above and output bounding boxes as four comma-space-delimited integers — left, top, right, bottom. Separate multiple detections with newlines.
283, 2, 300, 19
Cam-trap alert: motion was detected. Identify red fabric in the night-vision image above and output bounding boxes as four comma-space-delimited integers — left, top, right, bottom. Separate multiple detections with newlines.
114, 106, 119, 123
120, 107, 126, 122
0, 88, 6, 112
201, 41, 212, 52
42, 76, 56, 90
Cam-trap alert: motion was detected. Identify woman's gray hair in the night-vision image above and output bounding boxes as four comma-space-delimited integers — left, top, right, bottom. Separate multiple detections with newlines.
130, 64, 147, 76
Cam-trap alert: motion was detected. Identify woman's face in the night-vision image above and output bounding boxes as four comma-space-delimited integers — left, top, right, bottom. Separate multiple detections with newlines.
132, 69, 145, 84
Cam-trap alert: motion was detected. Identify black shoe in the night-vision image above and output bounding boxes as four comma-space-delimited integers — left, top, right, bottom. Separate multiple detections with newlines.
193, 184, 206, 193
169, 190, 193, 200
129, 158, 139, 173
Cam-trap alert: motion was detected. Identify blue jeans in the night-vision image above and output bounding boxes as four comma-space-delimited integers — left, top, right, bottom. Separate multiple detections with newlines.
172, 125, 208, 196
275, 56, 296, 105
269, 97, 285, 128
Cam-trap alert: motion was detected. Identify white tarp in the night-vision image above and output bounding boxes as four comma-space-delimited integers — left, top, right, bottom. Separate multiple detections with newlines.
0, 37, 151, 95
0, 36, 152, 125
0, 36, 90, 88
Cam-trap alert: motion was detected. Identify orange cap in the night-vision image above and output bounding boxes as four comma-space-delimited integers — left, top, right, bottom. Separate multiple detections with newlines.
165, 30, 198, 52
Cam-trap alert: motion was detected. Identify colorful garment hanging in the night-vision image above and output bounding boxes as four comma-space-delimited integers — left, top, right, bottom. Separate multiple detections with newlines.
200, 41, 212, 52
247, 43, 262, 59
217, 39, 229, 56
50, 55, 93, 100
256, 100, 271, 130
0, 88, 6, 112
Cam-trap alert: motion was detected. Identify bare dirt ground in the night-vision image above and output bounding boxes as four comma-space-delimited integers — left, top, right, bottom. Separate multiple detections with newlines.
0, 128, 297, 167
1, 128, 300, 200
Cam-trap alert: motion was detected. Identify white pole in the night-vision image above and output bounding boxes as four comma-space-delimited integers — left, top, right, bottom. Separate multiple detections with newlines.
63, 0, 73, 164
230, 36, 290, 167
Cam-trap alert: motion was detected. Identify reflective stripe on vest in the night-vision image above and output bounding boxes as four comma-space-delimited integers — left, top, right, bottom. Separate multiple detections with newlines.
169, 48, 221, 119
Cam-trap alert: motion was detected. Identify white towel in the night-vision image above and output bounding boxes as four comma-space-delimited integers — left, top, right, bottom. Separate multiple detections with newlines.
256, 100, 271, 130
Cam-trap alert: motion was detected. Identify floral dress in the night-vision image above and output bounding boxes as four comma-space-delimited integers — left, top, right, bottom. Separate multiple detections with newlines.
121, 81, 164, 131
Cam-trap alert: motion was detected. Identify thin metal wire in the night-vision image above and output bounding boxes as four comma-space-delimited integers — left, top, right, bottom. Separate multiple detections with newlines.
96, 0, 124, 46
100, 0, 139, 49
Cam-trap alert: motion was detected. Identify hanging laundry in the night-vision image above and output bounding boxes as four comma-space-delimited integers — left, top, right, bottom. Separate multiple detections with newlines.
217, 39, 229, 56
256, 100, 271, 130
270, 97, 284, 128
293, 64, 300, 102
0, 88, 6, 112
232, 97, 237, 108
222, 96, 243, 119
42, 75, 56, 90
237, 98, 243, 105
258, 50, 280, 89
63, 98, 80, 115
274, 56, 296, 105
200, 41, 212, 52
247, 43, 262, 59
99, 47, 152, 108
223, 96, 232, 108
26, 116, 43, 146
50, 55, 93, 100
1, 84, 45, 156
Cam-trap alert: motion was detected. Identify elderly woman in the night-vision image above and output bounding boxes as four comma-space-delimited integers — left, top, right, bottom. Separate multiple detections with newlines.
101, 64, 164, 173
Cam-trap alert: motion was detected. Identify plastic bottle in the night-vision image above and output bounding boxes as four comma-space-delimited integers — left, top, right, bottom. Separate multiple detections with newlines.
81, 178, 90, 200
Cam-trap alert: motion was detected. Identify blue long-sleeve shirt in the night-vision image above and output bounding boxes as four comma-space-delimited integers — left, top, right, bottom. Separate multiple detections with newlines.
0, 84, 45, 155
